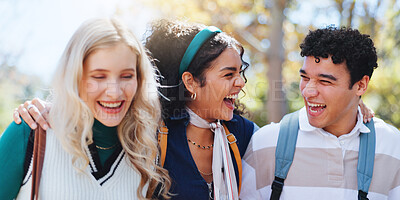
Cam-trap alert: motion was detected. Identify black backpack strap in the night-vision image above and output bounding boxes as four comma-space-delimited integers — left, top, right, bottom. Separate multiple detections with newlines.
358, 190, 368, 200
270, 176, 285, 200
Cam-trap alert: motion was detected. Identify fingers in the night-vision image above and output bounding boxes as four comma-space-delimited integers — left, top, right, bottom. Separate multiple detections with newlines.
359, 99, 374, 123
27, 98, 50, 130
13, 108, 22, 124
17, 102, 37, 129
370, 109, 375, 117
362, 105, 369, 123
358, 99, 367, 123
31, 98, 50, 124
14, 99, 51, 130
366, 107, 375, 123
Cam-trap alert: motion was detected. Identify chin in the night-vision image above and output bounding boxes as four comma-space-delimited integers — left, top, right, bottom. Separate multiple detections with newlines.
221, 112, 234, 121
308, 119, 324, 128
97, 118, 123, 127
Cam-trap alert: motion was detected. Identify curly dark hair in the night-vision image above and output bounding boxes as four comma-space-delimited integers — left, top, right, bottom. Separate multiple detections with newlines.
145, 19, 249, 119
300, 26, 378, 88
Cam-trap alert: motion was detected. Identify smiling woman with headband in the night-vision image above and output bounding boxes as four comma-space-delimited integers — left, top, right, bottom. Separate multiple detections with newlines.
144, 19, 258, 200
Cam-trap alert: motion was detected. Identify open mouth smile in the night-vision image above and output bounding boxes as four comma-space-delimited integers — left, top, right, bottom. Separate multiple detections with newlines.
97, 101, 125, 114
307, 102, 326, 114
223, 93, 238, 110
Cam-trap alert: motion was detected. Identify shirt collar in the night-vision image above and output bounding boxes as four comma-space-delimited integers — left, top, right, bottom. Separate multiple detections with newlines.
298, 106, 370, 134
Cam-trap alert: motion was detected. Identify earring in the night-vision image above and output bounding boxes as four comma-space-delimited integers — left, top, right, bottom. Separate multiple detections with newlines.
191, 93, 197, 100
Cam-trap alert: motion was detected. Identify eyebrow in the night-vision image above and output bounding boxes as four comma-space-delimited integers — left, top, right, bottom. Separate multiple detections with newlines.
219, 67, 238, 72
319, 74, 337, 81
89, 68, 135, 73
90, 69, 108, 72
299, 69, 337, 81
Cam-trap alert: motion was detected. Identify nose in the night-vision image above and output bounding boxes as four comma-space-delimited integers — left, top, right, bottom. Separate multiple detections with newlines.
106, 82, 123, 99
301, 81, 318, 98
235, 76, 245, 89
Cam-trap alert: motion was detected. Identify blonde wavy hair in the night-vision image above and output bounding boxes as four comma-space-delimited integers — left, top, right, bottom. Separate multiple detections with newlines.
49, 18, 170, 199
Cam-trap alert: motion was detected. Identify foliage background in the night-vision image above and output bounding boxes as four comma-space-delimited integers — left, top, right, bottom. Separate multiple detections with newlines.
1, 0, 399, 133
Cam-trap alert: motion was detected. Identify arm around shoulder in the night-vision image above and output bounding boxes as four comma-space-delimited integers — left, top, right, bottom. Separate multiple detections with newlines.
0, 120, 32, 199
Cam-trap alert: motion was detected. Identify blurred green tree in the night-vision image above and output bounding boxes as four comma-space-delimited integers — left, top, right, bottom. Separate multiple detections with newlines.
137, 0, 400, 129
0, 61, 46, 134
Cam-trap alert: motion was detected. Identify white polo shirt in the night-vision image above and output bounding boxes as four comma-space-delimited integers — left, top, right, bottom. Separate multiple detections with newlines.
240, 107, 400, 200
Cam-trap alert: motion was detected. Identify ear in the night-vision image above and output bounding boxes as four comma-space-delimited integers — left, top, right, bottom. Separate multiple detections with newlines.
181, 72, 198, 94
355, 75, 370, 96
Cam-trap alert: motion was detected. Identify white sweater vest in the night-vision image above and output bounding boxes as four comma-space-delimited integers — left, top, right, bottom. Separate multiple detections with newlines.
16, 129, 143, 200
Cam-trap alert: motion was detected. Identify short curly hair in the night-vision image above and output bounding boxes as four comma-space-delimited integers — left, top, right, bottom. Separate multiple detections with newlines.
145, 19, 249, 119
300, 26, 378, 88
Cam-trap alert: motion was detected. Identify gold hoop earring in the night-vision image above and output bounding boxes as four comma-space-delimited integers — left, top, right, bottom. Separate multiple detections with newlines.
191, 93, 197, 100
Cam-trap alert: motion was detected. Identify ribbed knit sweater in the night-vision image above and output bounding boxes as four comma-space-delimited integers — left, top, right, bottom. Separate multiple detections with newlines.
0, 119, 142, 200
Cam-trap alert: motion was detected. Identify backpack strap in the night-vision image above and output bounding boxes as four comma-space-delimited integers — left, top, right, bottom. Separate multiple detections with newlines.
222, 123, 242, 194
158, 121, 168, 167
357, 119, 376, 200
31, 126, 47, 200
270, 111, 299, 200
271, 111, 376, 200
146, 121, 168, 199
157, 121, 243, 193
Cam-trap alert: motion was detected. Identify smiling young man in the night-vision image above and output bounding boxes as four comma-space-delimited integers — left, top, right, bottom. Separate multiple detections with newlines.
240, 27, 400, 200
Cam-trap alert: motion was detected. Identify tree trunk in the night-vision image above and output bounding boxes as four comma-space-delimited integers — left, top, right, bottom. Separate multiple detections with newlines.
346, 1, 356, 27
335, 0, 344, 26
266, 0, 287, 123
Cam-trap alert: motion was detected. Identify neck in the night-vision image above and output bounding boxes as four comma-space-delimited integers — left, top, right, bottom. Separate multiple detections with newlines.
186, 123, 214, 144
186, 105, 216, 123
323, 108, 359, 137
185, 107, 215, 144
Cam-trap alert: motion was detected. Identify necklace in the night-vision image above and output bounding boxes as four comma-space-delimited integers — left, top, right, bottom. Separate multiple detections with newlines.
95, 143, 118, 150
207, 182, 213, 200
187, 138, 213, 150
198, 168, 213, 176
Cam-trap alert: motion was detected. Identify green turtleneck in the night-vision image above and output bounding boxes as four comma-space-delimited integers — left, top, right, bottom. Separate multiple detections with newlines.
0, 119, 121, 199
92, 119, 120, 166
0, 120, 31, 199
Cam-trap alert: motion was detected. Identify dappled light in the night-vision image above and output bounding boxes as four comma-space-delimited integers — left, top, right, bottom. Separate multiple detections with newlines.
1, 0, 400, 132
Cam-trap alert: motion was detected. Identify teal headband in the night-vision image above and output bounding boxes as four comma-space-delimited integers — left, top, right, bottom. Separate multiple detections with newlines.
179, 26, 222, 77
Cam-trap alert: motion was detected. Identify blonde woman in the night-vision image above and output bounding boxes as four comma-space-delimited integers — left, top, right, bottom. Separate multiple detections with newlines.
0, 18, 170, 199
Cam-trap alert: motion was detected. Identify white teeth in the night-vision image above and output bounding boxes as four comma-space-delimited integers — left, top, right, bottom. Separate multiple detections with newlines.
307, 102, 325, 113
99, 102, 122, 108
225, 94, 238, 99
307, 102, 325, 107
